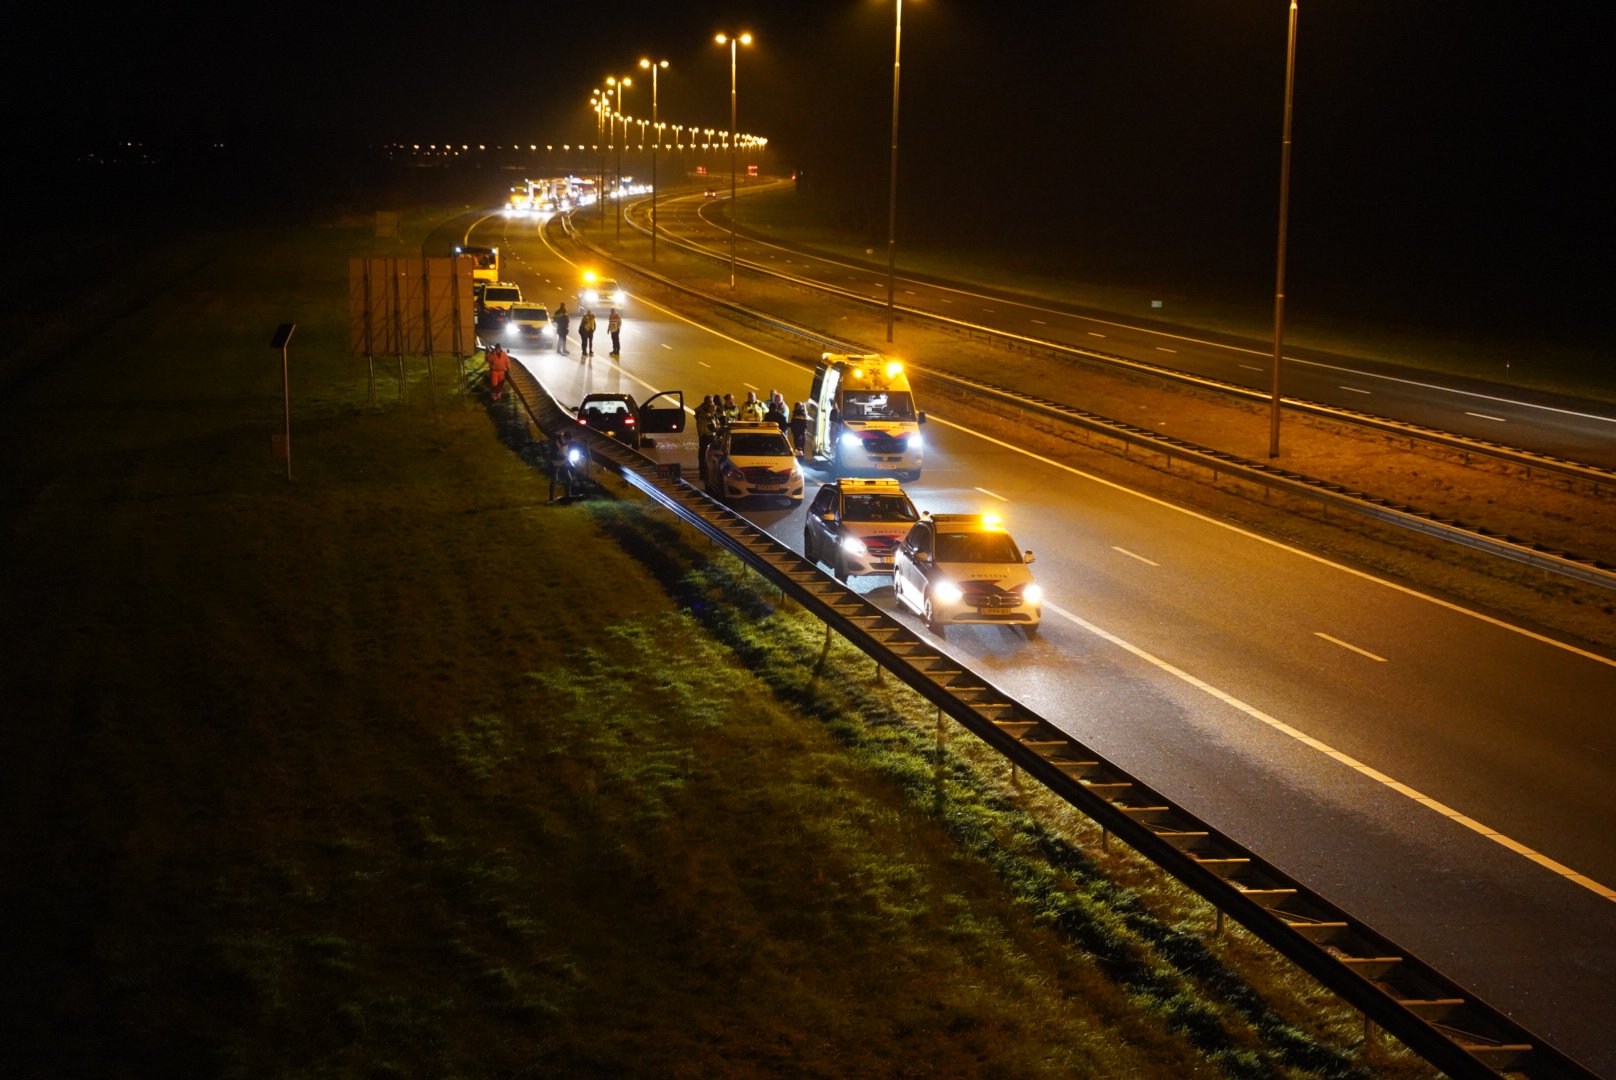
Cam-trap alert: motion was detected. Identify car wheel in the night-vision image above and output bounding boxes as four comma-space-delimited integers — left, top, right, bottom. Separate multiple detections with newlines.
833, 551, 847, 582
802, 528, 815, 564
1022, 623, 1040, 641
923, 595, 945, 638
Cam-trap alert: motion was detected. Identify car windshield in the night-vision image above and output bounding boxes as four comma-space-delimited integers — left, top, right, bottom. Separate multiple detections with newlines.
485, 288, 520, 302
730, 432, 793, 457
843, 494, 917, 522
582, 401, 631, 422
842, 391, 915, 421
934, 530, 1022, 564
513, 306, 547, 320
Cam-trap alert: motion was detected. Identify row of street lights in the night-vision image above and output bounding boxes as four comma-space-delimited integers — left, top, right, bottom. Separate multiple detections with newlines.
581, 6, 1294, 455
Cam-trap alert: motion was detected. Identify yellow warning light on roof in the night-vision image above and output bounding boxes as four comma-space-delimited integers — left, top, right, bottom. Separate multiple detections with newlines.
852, 367, 866, 380
885, 361, 903, 378
582, 270, 598, 283
981, 512, 1003, 529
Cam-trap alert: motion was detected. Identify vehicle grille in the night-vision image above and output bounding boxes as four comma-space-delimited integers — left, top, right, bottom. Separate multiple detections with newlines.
959, 581, 1024, 606
741, 466, 794, 485
857, 431, 911, 455
863, 535, 900, 557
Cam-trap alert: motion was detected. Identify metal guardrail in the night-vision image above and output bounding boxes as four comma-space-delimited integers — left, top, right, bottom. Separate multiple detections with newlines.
561, 215, 1616, 592
497, 360, 1599, 1080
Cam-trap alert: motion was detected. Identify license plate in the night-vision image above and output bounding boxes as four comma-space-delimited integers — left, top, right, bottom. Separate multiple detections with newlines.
754, 485, 782, 493
873, 557, 893, 566
978, 605, 1012, 614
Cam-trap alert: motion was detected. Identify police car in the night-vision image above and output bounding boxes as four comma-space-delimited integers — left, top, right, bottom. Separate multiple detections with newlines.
579, 271, 627, 309
803, 478, 918, 580
500, 302, 554, 344
705, 422, 804, 506
892, 512, 1041, 638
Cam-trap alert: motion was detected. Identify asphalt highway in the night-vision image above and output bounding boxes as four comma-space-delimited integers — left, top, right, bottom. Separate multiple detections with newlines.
655, 183, 1616, 472
449, 206, 1616, 1076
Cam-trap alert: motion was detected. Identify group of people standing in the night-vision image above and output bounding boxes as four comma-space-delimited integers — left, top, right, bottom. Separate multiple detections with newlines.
694, 389, 812, 479
549, 305, 623, 358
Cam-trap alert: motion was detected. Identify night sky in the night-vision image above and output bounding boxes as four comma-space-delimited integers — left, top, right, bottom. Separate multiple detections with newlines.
7, 2, 1608, 343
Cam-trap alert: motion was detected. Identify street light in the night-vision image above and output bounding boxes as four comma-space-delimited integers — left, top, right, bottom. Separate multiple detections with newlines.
607, 74, 633, 241
716, 31, 753, 289
884, 0, 906, 343
640, 57, 670, 262
590, 88, 608, 224
1269, 0, 1298, 458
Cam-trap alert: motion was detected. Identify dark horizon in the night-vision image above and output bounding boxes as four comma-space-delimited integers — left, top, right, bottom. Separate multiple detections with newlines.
11, 2, 1606, 358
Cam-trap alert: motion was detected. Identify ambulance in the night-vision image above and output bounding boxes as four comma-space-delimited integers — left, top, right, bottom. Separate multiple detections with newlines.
807, 354, 926, 481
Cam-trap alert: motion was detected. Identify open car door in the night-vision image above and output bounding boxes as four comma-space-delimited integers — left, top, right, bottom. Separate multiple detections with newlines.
638, 390, 686, 434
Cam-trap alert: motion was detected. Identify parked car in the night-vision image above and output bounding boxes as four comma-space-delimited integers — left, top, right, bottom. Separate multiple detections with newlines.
501, 302, 554, 343
705, 422, 804, 506
803, 478, 918, 580
892, 512, 1041, 638
477, 281, 523, 327
574, 391, 686, 449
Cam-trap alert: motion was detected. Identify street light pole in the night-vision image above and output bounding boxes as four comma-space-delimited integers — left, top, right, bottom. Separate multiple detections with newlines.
716, 32, 752, 290
640, 58, 669, 262
592, 88, 607, 225
1269, 0, 1298, 458
885, 0, 905, 343
608, 75, 633, 243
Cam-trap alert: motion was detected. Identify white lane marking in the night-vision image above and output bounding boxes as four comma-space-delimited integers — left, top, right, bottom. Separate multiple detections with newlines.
743, 382, 759, 390
1031, 319, 1048, 326
974, 486, 1007, 501
1239, 363, 1264, 372
1315, 632, 1387, 662
1339, 386, 1371, 395
1156, 347, 1178, 354
1466, 411, 1507, 423
1089, 332, 1107, 338
1113, 546, 1159, 566
1046, 599, 1616, 902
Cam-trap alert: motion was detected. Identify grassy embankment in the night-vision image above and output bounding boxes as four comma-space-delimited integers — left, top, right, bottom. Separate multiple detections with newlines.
2, 210, 1439, 1078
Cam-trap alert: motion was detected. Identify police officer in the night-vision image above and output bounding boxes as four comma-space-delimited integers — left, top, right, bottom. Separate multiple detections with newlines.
552, 304, 570, 353
694, 394, 718, 480
607, 307, 623, 356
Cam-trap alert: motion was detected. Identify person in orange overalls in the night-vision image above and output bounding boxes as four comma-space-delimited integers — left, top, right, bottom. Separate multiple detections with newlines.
488, 344, 511, 401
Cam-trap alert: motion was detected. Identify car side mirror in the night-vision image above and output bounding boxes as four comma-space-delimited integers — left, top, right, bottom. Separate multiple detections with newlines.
1023, 550, 1036, 564
917, 411, 927, 424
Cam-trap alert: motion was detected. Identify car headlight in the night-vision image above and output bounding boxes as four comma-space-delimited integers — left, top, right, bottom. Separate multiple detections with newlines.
1022, 583, 1043, 605
908, 433, 923, 449
611, 291, 626, 305
934, 580, 963, 604
541, 325, 554, 336
722, 462, 744, 481
840, 431, 861, 449
840, 535, 868, 557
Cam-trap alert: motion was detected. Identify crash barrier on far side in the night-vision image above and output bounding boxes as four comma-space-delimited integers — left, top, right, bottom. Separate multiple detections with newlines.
498, 359, 1598, 1080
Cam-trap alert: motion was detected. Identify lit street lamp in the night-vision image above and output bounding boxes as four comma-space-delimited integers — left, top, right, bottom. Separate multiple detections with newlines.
715, 31, 753, 289
884, 0, 906, 343
640, 57, 670, 262
1269, 0, 1298, 458
590, 88, 608, 223
607, 74, 633, 241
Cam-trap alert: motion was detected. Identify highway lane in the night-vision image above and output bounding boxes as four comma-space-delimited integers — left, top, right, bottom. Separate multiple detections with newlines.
651, 187, 1616, 471
467, 209, 1616, 1075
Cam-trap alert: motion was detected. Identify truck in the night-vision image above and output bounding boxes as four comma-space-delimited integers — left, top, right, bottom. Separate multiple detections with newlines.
807, 354, 926, 481
454, 244, 500, 285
